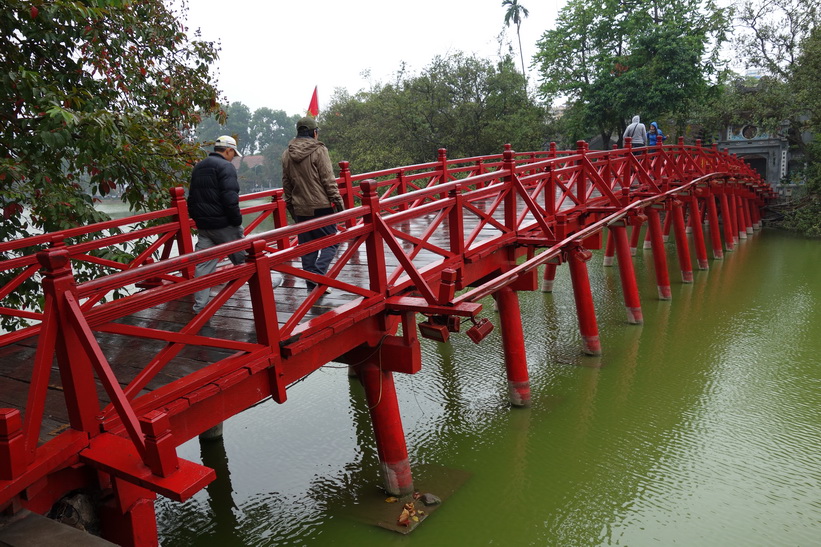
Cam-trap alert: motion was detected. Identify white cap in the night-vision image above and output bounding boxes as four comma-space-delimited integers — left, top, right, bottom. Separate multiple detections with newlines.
215, 135, 242, 157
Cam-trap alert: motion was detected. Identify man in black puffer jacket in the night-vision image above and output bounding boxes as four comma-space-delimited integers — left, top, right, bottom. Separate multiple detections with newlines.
188, 135, 247, 313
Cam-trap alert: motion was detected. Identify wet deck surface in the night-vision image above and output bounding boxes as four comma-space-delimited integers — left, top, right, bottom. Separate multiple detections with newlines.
0, 208, 510, 444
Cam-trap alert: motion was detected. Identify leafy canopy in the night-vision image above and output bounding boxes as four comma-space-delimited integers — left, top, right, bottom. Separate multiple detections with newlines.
534, 0, 731, 146
320, 53, 547, 174
0, 0, 224, 239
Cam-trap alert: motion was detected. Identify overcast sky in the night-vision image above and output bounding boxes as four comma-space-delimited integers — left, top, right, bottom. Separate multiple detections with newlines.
182, 0, 565, 116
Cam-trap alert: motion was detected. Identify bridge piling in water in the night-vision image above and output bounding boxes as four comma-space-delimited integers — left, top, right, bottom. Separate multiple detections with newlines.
567, 245, 602, 356
494, 286, 531, 407
671, 201, 694, 283
358, 360, 414, 497
688, 193, 710, 270
645, 207, 673, 300
611, 223, 644, 324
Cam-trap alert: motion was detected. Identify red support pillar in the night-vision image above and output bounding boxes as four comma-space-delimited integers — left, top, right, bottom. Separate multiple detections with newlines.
689, 194, 709, 270
662, 209, 672, 242
603, 229, 615, 267
646, 207, 672, 300
705, 192, 724, 260
541, 261, 558, 293
629, 222, 642, 256
567, 245, 601, 355
743, 196, 754, 235
719, 191, 735, 251
359, 360, 414, 496
736, 194, 748, 240
611, 224, 643, 324
493, 286, 531, 407
751, 199, 762, 230
671, 200, 694, 283
99, 477, 159, 547
728, 192, 740, 245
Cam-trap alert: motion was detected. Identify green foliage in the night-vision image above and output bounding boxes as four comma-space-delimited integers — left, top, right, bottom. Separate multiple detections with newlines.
0, 0, 224, 242
534, 0, 731, 146
0, 0, 223, 330
778, 196, 821, 237
320, 54, 547, 173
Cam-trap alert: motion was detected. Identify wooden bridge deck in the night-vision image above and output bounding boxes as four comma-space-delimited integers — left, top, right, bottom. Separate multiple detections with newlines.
0, 213, 477, 445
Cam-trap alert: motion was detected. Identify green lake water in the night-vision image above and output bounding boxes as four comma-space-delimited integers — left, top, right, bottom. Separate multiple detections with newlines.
145, 225, 819, 546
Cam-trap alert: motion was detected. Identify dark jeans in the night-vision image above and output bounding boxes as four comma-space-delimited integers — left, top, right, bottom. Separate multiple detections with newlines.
296, 207, 339, 288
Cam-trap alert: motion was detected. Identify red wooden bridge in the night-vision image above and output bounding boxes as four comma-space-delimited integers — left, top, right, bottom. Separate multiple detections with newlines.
0, 140, 772, 545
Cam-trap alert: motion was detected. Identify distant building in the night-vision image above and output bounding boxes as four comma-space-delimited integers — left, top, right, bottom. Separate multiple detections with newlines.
719, 124, 788, 185
719, 121, 810, 199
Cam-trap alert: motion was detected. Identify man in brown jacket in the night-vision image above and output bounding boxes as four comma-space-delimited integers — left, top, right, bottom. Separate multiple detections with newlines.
281, 116, 344, 291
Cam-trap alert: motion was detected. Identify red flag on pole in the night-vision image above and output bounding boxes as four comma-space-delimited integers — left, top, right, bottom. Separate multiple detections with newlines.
307, 86, 319, 117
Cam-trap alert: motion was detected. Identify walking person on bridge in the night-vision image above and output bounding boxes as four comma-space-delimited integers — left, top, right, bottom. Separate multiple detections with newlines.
188, 135, 247, 313
623, 115, 647, 148
281, 116, 344, 291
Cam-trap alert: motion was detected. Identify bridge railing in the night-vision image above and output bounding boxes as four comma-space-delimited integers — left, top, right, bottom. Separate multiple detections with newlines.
0, 142, 772, 509
0, 147, 571, 339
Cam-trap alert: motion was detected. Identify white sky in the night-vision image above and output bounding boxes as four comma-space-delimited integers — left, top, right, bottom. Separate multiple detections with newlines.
182, 0, 565, 116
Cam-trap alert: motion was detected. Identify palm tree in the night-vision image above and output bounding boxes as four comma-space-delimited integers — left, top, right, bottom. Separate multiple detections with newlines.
502, 0, 530, 77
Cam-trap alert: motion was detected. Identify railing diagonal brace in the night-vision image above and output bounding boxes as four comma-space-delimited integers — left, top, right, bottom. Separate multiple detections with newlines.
374, 215, 437, 303
63, 292, 146, 459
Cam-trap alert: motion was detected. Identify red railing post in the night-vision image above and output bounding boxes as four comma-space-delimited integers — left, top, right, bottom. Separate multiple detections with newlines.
37, 247, 101, 433
338, 160, 355, 209
503, 145, 518, 232
545, 165, 556, 216
337, 161, 357, 230
447, 183, 465, 263
270, 192, 291, 249
397, 169, 408, 208
361, 180, 388, 293
0, 409, 25, 480
438, 148, 449, 186
139, 410, 179, 478
576, 140, 588, 205
170, 186, 195, 279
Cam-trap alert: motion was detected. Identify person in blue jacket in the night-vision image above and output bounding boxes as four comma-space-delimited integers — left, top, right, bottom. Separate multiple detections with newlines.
647, 121, 667, 146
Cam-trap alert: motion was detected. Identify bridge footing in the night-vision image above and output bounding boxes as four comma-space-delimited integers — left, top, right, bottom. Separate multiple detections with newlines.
359, 361, 414, 496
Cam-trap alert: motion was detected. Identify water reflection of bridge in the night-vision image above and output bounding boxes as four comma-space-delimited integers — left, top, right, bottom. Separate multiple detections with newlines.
0, 141, 772, 545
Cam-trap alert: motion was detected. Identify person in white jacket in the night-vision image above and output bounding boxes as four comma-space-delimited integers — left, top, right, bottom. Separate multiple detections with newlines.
623, 115, 647, 147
